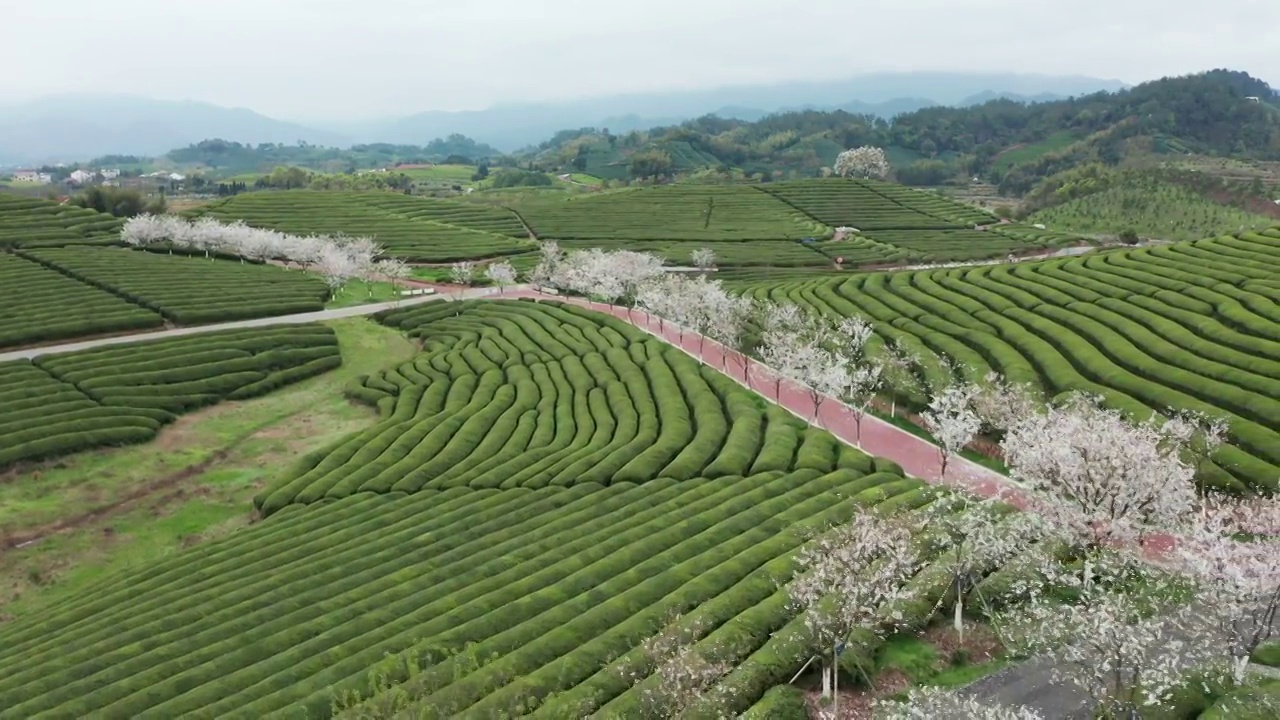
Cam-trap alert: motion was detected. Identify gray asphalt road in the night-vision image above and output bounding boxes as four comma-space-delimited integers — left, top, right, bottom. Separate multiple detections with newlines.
0, 284, 522, 363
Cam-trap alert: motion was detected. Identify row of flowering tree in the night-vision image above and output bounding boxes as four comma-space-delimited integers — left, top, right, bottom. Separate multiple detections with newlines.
121, 213, 411, 299
784, 372, 1275, 719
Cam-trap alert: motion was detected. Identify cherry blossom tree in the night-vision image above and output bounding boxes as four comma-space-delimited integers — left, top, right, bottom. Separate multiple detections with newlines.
377, 257, 411, 298
342, 236, 383, 297
999, 392, 1199, 551
875, 686, 1044, 719
995, 550, 1219, 718
759, 302, 807, 401
449, 260, 475, 291
120, 213, 172, 249
636, 275, 678, 334
834, 146, 891, 179
1162, 409, 1229, 501
315, 243, 357, 299
920, 381, 981, 479
627, 613, 730, 719
914, 491, 1038, 641
610, 250, 665, 319
1179, 496, 1280, 685
834, 316, 883, 444
879, 337, 922, 418
528, 240, 563, 288
788, 508, 921, 713
690, 247, 716, 273
484, 259, 517, 294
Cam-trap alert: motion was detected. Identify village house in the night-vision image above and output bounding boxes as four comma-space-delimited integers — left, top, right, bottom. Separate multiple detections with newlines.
68, 169, 97, 185
11, 170, 52, 183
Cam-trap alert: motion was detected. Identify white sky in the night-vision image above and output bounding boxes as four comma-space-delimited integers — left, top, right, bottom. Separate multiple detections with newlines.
3, 0, 1277, 120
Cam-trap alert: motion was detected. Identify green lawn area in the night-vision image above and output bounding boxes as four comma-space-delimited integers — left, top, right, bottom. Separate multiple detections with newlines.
992, 131, 1081, 171
325, 279, 406, 308
397, 165, 477, 183
0, 318, 415, 622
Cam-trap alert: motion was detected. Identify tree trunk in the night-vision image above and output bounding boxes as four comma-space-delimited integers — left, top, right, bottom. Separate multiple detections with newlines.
821, 660, 832, 698
833, 646, 840, 717
955, 596, 965, 642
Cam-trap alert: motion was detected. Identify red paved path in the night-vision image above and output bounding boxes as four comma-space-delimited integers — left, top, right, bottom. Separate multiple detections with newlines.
500, 289, 1181, 561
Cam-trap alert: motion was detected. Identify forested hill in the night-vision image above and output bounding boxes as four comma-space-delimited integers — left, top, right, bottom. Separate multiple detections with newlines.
531, 70, 1280, 194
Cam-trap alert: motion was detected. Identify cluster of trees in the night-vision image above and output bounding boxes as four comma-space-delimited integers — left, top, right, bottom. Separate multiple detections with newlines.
164, 136, 502, 174
119, 214, 410, 298
523, 70, 1279, 192
70, 186, 166, 217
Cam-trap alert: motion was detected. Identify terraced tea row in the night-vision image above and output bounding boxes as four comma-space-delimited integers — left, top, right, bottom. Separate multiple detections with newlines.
197, 191, 533, 262
256, 300, 900, 513
555, 238, 835, 267
762, 178, 995, 230
0, 325, 340, 468
0, 469, 936, 718
512, 184, 826, 241
744, 228, 1280, 493
0, 299, 950, 718
0, 247, 336, 350
0, 252, 163, 349
23, 247, 329, 324
0, 194, 122, 248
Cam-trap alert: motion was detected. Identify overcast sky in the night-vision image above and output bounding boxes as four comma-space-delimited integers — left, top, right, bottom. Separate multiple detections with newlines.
4, 0, 1277, 121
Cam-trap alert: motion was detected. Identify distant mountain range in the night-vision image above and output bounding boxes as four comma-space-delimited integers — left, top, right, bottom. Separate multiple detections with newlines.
0, 72, 1128, 165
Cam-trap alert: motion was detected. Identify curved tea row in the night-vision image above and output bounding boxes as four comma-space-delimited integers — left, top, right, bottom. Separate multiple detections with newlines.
745, 229, 1280, 493
0, 300, 953, 718
0, 325, 340, 468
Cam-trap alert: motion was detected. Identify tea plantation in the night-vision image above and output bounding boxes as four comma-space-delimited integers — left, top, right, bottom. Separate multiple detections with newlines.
0, 248, 329, 350
0, 194, 122, 248
196, 191, 534, 262
0, 300, 971, 718
191, 179, 1080, 269
0, 325, 340, 468
743, 228, 1280, 493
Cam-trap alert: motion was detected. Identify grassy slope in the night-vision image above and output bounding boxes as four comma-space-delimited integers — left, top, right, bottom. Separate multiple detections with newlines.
0, 317, 415, 622
993, 131, 1081, 171
1029, 182, 1276, 241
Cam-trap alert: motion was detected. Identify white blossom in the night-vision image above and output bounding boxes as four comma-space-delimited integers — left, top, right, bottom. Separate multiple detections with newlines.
484, 259, 517, 293
629, 614, 730, 719
921, 382, 982, 478
995, 551, 1219, 716
1000, 392, 1199, 550
1179, 496, 1280, 684
450, 260, 476, 287
789, 508, 921, 707
875, 686, 1044, 719
913, 491, 1039, 640
690, 247, 716, 271
834, 146, 891, 179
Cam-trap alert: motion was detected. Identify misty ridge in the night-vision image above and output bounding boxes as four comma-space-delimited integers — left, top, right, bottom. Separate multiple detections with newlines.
0, 72, 1127, 165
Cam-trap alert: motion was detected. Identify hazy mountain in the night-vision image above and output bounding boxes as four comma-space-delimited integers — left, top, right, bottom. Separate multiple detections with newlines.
0, 94, 351, 166
958, 90, 1071, 106
0, 72, 1126, 164
351, 72, 1128, 151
